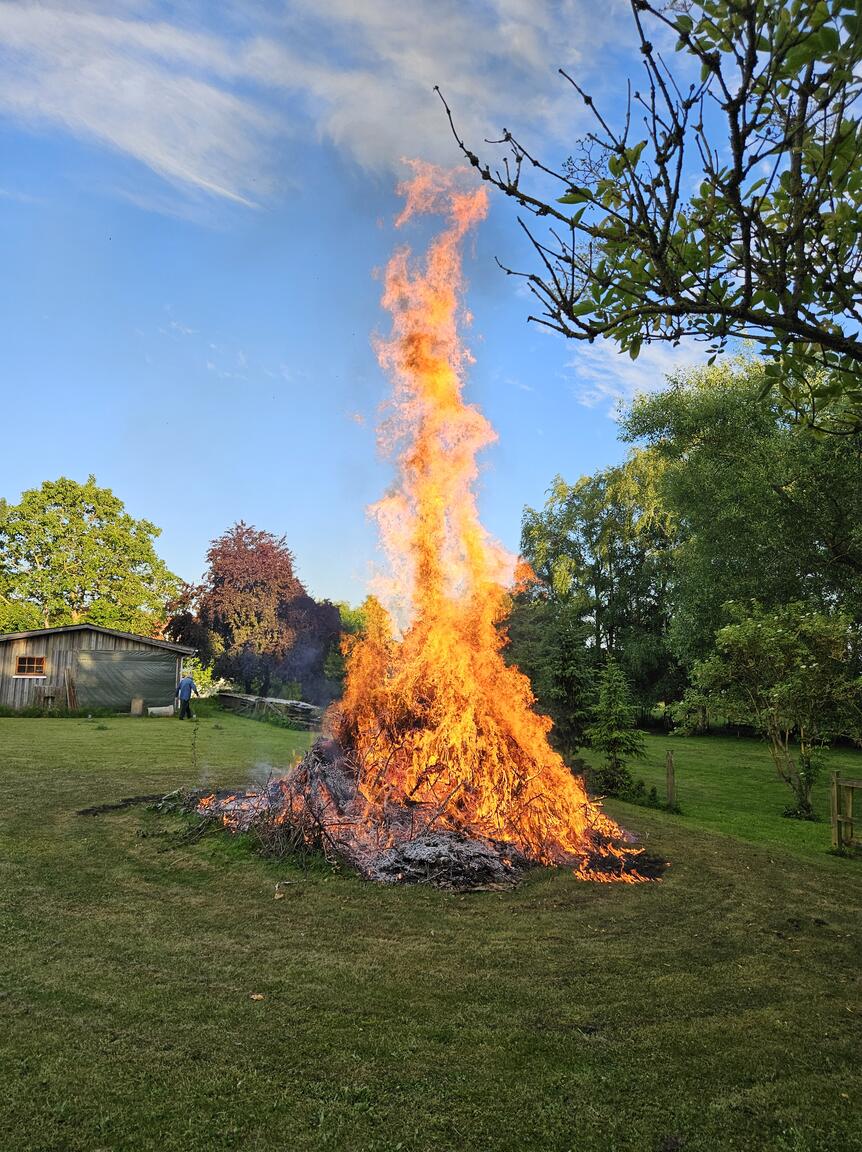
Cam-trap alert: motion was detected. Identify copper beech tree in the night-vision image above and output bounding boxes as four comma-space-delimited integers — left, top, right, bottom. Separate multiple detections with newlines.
440, 0, 862, 430
167, 522, 339, 701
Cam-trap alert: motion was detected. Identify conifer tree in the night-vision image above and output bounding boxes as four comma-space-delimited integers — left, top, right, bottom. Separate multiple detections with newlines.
585, 659, 646, 795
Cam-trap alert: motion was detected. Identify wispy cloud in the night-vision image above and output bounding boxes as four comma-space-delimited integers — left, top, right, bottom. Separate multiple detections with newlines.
242, 0, 629, 172
568, 339, 707, 414
0, 0, 631, 213
0, 184, 43, 203
0, 2, 280, 205
168, 319, 197, 336
150, 315, 293, 384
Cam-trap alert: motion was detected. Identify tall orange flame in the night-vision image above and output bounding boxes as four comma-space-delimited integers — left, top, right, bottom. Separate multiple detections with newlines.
334, 163, 649, 881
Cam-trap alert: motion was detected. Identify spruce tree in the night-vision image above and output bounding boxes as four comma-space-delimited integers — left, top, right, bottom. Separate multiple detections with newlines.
586, 659, 646, 795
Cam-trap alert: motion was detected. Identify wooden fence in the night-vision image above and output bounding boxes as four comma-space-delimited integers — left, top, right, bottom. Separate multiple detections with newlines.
830, 771, 861, 852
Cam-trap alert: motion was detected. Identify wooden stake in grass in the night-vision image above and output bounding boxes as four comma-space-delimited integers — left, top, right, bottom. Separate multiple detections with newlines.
666, 751, 676, 810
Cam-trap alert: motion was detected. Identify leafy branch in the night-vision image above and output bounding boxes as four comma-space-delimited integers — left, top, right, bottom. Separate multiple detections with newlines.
438, 0, 862, 431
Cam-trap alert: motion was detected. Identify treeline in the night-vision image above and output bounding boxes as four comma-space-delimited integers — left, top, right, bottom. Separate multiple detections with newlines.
506, 360, 862, 817
3, 364, 860, 816
0, 477, 348, 706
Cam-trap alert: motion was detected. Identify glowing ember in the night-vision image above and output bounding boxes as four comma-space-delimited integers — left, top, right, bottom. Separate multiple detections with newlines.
196, 163, 661, 887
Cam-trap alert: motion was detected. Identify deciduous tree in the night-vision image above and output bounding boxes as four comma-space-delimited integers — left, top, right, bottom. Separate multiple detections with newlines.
686, 602, 862, 817
621, 361, 862, 664
168, 523, 340, 703
170, 522, 303, 696
0, 476, 178, 634
519, 454, 682, 709
442, 0, 862, 429
278, 594, 342, 705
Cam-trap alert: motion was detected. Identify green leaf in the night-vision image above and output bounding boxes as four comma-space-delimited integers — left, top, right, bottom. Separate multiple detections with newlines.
784, 40, 820, 72
558, 187, 591, 204
816, 25, 841, 52
758, 377, 776, 400
742, 177, 767, 198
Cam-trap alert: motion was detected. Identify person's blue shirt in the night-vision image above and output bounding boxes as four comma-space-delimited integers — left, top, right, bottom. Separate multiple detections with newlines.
176, 676, 198, 701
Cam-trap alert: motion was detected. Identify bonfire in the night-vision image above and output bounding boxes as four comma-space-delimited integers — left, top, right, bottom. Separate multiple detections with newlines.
195, 164, 663, 888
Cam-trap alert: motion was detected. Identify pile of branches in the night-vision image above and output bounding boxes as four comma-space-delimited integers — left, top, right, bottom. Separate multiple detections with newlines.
170, 739, 664, 889
183, 741, 525, 889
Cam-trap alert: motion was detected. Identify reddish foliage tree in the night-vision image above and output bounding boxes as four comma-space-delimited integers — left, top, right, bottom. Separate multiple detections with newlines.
168, 522, 334, 697
168, 527, 301, 695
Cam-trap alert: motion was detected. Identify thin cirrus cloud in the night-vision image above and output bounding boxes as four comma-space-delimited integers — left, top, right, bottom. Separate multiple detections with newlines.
568, 339, 707, 414
0, 2, 278, 205
0, 0, 630, 210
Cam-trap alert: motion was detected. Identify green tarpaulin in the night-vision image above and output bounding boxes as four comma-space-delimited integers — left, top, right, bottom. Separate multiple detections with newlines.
75, 651, 177, 711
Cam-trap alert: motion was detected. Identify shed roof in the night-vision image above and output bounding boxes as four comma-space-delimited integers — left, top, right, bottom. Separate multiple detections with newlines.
0, 624, 195, 655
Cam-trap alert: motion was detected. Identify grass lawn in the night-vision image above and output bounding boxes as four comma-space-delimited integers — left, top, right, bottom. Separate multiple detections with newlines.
586, 731, 862, 862
1, 708, 860, 1152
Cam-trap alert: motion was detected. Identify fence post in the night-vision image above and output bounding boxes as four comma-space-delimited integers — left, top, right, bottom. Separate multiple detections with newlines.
842, 779, 854, 848
666, 750, 676, 809
830, 771, 841, 850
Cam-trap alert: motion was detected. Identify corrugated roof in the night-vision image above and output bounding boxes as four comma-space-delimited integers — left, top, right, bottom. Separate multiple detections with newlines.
0, 623, 196, 655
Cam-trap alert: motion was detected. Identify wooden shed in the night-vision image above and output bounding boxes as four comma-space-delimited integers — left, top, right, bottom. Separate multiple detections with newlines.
0, 625, 195, 712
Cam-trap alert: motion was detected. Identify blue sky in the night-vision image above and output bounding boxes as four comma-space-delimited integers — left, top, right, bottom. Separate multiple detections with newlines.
0, 0, 703, 605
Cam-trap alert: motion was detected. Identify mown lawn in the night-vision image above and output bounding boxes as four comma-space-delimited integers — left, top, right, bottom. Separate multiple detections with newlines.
585, 730, 862, 862
1, 709, 860, 1152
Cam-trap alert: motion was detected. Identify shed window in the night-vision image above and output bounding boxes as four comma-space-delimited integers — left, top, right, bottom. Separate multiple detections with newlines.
16, 656, 45, 676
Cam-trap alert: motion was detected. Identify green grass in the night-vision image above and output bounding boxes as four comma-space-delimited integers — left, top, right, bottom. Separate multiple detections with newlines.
1, 711, 860, 1152
586, 731, 862, 862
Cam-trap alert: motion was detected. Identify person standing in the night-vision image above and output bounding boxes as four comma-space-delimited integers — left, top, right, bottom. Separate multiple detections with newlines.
175, 671, 200, 719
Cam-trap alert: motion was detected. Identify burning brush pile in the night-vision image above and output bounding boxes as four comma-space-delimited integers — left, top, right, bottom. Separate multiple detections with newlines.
192, 164, 664, 890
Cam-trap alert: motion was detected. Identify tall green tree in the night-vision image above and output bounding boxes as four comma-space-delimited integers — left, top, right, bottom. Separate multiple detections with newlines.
519, 453, 682, 709
621, 361, 862, 665
0, 476, 178, 634
444, 0, 862, 429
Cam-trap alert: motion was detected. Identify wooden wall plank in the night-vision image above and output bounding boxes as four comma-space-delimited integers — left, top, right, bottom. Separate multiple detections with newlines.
0, 629, 190, 710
